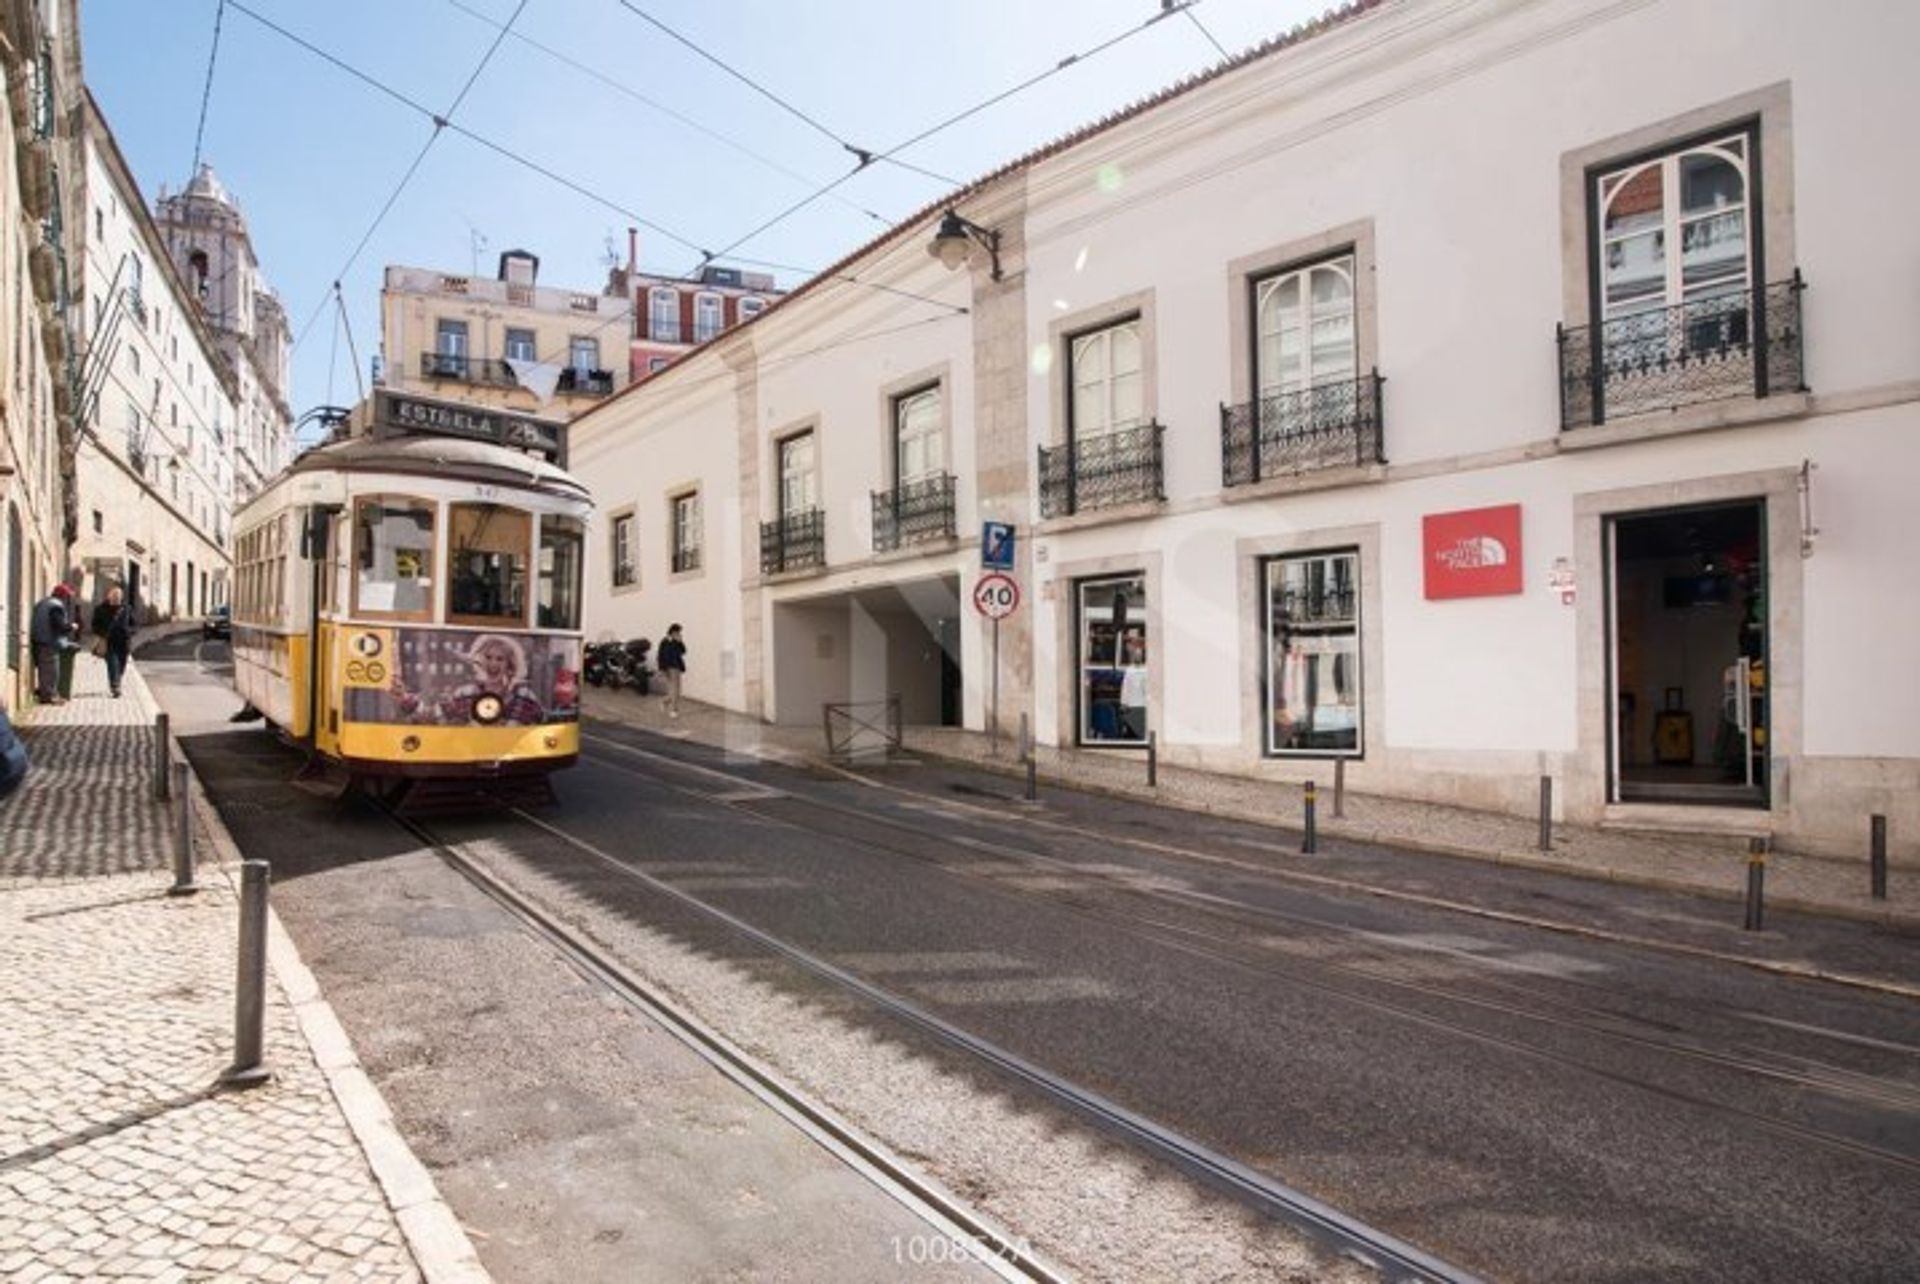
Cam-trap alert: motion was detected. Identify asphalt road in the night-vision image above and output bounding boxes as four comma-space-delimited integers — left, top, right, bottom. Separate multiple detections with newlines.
144, 633, 1920, 1282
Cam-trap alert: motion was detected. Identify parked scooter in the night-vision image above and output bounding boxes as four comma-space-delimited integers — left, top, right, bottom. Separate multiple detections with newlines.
622, 638, 654, 695
583, 637, 630, 688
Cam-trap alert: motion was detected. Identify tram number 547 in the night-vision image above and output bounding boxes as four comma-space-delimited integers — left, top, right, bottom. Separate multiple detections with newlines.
972, 572, 1020, 620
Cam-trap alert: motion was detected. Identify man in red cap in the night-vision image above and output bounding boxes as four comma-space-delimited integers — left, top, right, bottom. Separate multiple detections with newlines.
29, 583, 77, 705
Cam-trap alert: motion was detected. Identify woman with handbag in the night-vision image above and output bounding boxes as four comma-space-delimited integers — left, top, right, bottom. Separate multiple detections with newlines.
90, 585, 136, 699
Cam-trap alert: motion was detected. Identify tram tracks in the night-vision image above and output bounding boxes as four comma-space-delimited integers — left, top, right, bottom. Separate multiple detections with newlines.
382, 798, 1482, 1283
576, 735, 1920, 1172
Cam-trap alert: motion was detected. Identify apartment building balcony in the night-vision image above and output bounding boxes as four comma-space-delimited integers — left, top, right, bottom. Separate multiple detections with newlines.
420, 352, 513, 386
871, 474, 956, 553
557, 367, 615, 397
1038, 422, 1164, 520
1558, 274, 1806, 431
1220, 372, 1385, 487
760, 509, 825, 576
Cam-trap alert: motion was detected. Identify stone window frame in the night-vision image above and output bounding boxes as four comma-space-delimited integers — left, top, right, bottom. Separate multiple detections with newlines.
668, 484, 704, 580
876, 361, 954, 487
607, 504, 638, 594
1225, 218, 1380, 408
1559, 82, 1795, 337
1047, 549, 1164, 752
1234, 523, 1383, 763
1045, 289, 1158, 449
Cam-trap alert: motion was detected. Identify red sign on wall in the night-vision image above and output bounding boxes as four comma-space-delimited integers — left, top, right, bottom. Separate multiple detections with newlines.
1423, 504, 1524, 599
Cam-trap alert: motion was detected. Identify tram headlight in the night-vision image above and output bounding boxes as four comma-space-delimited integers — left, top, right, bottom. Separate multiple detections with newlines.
400, 735, 421, 753
472, 694, 505, 725
543, 734, 559, 750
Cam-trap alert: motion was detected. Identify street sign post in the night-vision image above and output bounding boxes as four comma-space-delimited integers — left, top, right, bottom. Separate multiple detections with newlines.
973, 573, 1021, 753
981, 521, 1016, 571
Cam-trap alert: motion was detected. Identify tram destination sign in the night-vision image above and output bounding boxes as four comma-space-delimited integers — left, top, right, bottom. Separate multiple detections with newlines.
374, 391, 566, 464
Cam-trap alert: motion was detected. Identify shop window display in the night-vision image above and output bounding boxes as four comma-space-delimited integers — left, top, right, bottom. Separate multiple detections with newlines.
1266, 551, 1361, 755
1078, 575, 1148, 744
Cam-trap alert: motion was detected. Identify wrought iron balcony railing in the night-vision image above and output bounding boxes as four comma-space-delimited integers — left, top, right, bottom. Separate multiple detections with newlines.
1558, 274, 1806, 430
1038, 422, 1164, 520
871, 473, 956, 552
557, 367, 615, 396
421, 352, 512, 385
1221, 372, 1385, 487
760, 508, 825, 575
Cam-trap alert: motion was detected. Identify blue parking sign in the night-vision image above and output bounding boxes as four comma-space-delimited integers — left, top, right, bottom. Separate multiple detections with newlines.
981, 522, 1015, 570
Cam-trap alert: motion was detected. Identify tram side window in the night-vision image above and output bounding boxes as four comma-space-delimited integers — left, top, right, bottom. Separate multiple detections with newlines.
537, 516, 584, 630
447, 502, 530, 626
354, 497, 436, 619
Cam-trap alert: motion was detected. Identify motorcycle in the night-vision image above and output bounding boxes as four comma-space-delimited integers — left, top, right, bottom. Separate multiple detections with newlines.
583, 638, 629, 688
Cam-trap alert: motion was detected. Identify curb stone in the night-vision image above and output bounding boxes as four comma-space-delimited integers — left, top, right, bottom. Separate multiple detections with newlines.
127, 659, 492, 1283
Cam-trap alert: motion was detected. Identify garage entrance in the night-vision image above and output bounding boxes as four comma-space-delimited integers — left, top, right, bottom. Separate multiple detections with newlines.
769, 575, 961, 730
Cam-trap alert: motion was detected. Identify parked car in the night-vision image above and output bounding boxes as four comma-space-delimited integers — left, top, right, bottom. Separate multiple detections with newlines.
202, 605, 231, 640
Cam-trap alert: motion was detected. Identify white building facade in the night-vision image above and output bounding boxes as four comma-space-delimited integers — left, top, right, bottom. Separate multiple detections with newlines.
74, 94, 238, 621
570, 0, 1920, 863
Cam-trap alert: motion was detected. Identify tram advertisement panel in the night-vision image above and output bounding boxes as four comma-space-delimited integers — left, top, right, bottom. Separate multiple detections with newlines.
341, 628, 581, 726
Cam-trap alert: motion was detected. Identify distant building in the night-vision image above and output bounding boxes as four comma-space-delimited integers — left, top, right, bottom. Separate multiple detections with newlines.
75, 93, 240, 624
611, 257, 779, 382
154, 163, 295, 506
0, 0, 84, 706
378, 250, 630, 451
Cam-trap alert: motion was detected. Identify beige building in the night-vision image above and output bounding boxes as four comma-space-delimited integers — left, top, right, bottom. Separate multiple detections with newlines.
73, 92, 239, 624
378, 250, 630, 445
0, 0, 83, 707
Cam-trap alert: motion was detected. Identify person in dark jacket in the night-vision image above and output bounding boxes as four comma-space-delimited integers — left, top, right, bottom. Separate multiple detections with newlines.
0, 697, 27, 800
90, 585, 136, 698
28, 584, 76, 705
656, 623, 687, 719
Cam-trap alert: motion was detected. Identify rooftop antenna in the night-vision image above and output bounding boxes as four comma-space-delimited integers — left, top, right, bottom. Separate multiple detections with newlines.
463, 218, 488, 276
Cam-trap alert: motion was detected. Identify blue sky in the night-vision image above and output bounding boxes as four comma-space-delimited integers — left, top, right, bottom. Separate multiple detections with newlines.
82, 0, 1323, 414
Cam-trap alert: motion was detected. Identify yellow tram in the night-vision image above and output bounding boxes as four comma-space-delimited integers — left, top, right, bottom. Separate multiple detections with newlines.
230, 434, 591, 797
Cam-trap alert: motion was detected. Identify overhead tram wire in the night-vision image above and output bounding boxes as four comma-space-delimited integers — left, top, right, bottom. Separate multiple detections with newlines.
189, 0, 226, 177
1177, 1, 1231, 60
441, 0, 892, 227
230, 1, 963, 333
612, 0, 960, 188
254, 0, 530, 354
684, 1, 1195, 278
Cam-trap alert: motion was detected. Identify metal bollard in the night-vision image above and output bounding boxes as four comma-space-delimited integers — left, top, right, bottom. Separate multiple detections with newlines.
1870, 814, 1887, 901
221, 860, 274, 1088
1302, 781, 1318, 854
1020, 713, 1037, 803
1147, 730, 1157, 788
1333, 758, 1346, 819
153, 713, 171, 802
1538, 776, 1554, 852
168, 762, 199, 896
1743, 837, 1767, 932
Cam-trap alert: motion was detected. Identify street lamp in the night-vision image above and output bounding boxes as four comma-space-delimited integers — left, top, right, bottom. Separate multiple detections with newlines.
927, 209, 1003, 281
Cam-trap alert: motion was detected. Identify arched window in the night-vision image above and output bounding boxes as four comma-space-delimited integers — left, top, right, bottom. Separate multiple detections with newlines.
693, 292, 723, 342
188, 250, 209, 300
1598, 135, 1750, 320
1254, 256, 1355, 397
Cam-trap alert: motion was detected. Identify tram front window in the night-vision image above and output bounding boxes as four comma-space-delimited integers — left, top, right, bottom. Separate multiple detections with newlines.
537, 516, 584, 630
354, 497, 435, 619
448, 502, 531, 626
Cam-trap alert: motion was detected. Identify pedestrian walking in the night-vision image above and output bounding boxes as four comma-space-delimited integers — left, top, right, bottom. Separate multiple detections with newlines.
28, 583, 77, 705
0, 698, 27, 800
90, 584, 137, 698
657, 623, 687, 719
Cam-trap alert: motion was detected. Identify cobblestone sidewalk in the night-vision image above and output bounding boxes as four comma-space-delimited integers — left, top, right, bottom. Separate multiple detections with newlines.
583, 687, 1918, 930
1, 652, 454, 1282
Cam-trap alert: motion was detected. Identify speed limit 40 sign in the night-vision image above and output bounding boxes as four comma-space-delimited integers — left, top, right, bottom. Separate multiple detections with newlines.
973, 572, 1020, 619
